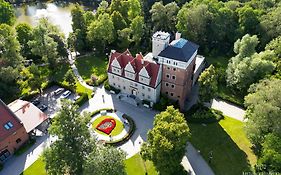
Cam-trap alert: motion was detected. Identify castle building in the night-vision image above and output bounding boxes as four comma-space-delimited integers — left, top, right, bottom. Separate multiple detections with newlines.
107, 31, 203, 110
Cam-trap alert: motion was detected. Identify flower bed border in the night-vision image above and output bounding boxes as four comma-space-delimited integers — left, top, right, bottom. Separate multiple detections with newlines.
96, 118, 116, 135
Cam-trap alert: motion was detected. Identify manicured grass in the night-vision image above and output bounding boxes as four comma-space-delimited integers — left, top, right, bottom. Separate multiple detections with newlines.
75, 54, 108, 83
188, 116, 256, 175
125, 153, 158, 175
76, 81, 93, 98
92, 116, 124, 136
21, 157, 47, 175
23, 154, 158, 175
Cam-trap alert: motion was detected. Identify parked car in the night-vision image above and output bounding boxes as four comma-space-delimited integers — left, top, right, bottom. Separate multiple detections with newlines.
31, 99, 40, 106
39, 104, 48, 111
61, 90, 71, 98
54, 88, 65, 96
74, 95, 81, 101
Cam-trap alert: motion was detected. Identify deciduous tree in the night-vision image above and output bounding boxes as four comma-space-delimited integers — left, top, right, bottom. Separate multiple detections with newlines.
43, 100, 94, 175
64, 69, 76, 91
141, 106, 190, 175
198, 65, 218, 103
15, 23, 33, 59
0, 0, 16, 25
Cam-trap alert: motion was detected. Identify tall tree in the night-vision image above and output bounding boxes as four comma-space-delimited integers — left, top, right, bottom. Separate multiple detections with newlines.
64, 69, 76, 91
141, 106, 190, 175
226, 34, 275, 91
87, 13, 115, 50
150, 1, 179, 32
15, 23, 34, 59
84, 145, 126, 175
0, 0, 16, 25
28, 19, 58, 66
43, 100, 94, 175
111, 11, 127, 31
127, 0, 142, 21
198, 65, 218, 103
244, 79, 281, 147
27, 64, 45, 94
130, 16, 145, 46
0, 24, 22, 100
117, 27, 132, 49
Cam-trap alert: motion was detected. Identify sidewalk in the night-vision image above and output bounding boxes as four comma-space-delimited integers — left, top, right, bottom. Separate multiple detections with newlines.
211, 98, 246, 122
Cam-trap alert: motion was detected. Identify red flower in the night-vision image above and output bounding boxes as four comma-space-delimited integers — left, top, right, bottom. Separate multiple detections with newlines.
96, 118, 116, 135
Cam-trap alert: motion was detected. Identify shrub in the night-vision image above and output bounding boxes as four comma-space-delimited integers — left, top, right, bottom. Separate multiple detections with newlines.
106, 114, 136, 146
0, 163, 3, 171
104, 79, 120, 94
74, 93, 88, 107
185, 103, 224, 123
153, 95, 179, 111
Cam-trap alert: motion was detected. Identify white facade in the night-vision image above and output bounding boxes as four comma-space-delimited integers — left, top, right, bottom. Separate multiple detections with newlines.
108, 73, 161, 103
152, 31, 170, 57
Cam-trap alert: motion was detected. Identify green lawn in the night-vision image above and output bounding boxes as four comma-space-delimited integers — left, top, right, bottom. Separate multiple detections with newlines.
92, 116, 124, 136
23, 153, 158, 175
125, 153, 158, 175
76, 81, 93, 98
75, 54, 108, 83
21, 157, 46, 175
188, 116, 256, 175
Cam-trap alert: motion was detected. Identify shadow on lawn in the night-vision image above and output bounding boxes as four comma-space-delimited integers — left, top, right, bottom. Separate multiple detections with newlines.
188, 122, 252, 175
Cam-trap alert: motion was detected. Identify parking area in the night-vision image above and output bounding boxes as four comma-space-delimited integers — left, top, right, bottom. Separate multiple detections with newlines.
30, 85, 78, 118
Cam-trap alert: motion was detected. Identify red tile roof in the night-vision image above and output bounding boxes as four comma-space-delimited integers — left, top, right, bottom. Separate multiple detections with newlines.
0, 99, 24, 142
8, 100, 48, 133
108, 50, 160, 88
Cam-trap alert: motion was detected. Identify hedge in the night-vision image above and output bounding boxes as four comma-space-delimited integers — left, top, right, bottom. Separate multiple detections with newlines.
106, 114, 136, 146
74, 93, 88, 107
185, 103, 224, 123
104, 79, 120, 94
89, 109, 136, 146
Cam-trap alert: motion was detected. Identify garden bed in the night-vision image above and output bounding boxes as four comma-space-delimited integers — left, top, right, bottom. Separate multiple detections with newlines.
92, 116, 124, 136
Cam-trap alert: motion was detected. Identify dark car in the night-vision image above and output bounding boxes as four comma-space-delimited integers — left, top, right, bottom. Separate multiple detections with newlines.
39, 104, 48, 111
31, 99, 40, 106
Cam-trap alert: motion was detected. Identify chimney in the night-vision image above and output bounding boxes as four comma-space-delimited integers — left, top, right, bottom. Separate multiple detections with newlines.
175, 32, 181, 40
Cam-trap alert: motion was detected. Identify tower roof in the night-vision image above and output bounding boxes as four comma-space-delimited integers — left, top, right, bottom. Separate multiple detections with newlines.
158, 38, 199, 62
152, 31, 170, 40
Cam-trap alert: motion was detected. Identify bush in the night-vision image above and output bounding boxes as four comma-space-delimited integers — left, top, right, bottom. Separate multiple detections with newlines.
90, 108, 115, 117
104, 79, 120, 94
0, 163, 3, 171
106, 114, 136, 146
74, 93, 88, 107
185, 103, 224, 123
153, 95, 179, 111
14, 138, 36, 156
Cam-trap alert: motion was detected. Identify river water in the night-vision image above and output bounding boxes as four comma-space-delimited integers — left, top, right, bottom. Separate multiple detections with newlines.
15, 2, 74, 37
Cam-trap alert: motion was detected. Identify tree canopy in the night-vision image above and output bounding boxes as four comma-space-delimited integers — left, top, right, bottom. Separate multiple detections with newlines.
141, 106, 190, 175
0, 0, 15, 25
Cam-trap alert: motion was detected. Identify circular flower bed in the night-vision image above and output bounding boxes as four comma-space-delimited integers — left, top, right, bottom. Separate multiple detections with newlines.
92, 116, 124, 136
96, 118, 116, 135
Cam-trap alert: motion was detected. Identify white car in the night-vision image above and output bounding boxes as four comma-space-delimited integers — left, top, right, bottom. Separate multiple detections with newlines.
61, 90, 71, 98
54, 88, 65, 96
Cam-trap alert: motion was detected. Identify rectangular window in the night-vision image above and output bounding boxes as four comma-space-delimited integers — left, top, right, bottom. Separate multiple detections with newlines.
166, 92, 168, 95
4, 124, 10, 130
171, 93, 174, 97
7, 122, 13, 128
142, 86, 145, 90
112, 75, 115, 79
171, 84, 175, 89
172, 75, 176, 80
142, 93, 145, 97
173, 68, 176, 71
148, 95, 151, 99
148, 88, 151, 92
167, 67, 170, 70
123, 86, 126, 90
16, 138, 21, 144
113, 83, 116, 86
166, 74, 170, 78
165, 83, 169, 87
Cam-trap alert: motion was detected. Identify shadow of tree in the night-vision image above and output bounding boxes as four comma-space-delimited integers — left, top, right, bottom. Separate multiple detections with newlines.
188, 122, 253, 175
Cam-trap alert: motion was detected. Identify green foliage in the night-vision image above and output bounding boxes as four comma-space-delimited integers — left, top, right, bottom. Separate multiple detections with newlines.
244, 79, 281, 148
64, 69, 76, 91
256, 134, 281, 173
87, 13, 115, 49
15, 23, 34, 58
265, 36, 281, 57
237, 5, 261, 35
130, 16, 145, 46
152, 95, 179, 111
104, 79, 121, 94
150, 1, 179, 32
43, 100, 95, 175
74, 93, 88, 107
117, 27, 132, 49
198, 65, 218, 103
185, 103, 224, 123
141, 106, 190, 175
226, 35, 275, 92
84, 145, 126, 175
28, 19, 58, 65
14, 138, 36, 156
0, 0, 15, 25
0, 24, 22, 100
111, 11, 127, 31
